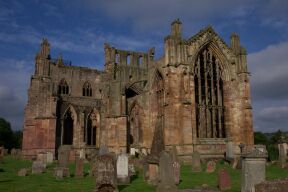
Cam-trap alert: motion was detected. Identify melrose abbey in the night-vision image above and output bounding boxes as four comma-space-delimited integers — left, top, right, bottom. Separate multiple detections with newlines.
22, 20, 254, 162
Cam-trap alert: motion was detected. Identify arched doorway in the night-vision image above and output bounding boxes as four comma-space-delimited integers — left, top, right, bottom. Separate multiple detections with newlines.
63, 110, 74, 145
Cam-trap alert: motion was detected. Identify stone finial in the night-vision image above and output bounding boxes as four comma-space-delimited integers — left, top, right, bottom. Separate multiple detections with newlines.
171, 18, 182, 37
56, 54, 63, 65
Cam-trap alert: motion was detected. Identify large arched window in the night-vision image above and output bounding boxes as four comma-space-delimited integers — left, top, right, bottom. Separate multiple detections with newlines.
82, 82, 92, 97
194, 48, 225, 138
58, 79, 69, 95
154, 70, 164, 116
63, 109, 74, 145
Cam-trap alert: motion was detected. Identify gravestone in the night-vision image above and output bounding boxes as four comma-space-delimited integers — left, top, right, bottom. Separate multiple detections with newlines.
225, 141, 234, 161
128, 164, 136, 177
94, 153, 118, 192
18, 168, 29, 176
255, 178, 288, 192
75, 156, 84, 178
116, 153, 129, 184
173, 161, 180, 185
58, 145, 71, 167
191, 151, 201, 172
206, 161, 216, 173
0, 146, 4, 161
54, 167, 70, 180
4, 149, 8, 155
98, 144, 109, 156
218, 168, 231, 191
241, 147, 268, 192
37, 152, 47, 163
278, 143, 287, 168
156, 151, 178, 192
32, 161, 46, 174
46, 152, 54, 164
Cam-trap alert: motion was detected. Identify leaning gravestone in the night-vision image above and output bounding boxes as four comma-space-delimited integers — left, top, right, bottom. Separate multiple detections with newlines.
218, 168, 231, 191
156, 151, 178, 192
32, 161, 46, 174
191, 151, 201, 172
241, 147, 268, 192
94, 153, 118, 192
116, 153, 129, 184
206, 161, 216, 173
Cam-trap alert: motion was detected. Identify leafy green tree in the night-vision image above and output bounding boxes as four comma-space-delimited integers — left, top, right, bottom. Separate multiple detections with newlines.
0, 117, 14, 149
270, 129, 284, 144
254, 132, 269, 145
13, 130, 23, 148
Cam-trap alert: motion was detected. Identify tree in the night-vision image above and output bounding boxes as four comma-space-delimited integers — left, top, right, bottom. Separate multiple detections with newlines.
254, 132, 269, 145
0, 117, 14, 149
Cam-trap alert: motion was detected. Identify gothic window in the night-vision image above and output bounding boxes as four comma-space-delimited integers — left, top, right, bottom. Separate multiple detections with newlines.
58, 79, 69, 95
154, 70, 164, 116
63, 110, 73, 145
84, 109, 98, 146
194, 48, 225, 138
82, 82, 92, 97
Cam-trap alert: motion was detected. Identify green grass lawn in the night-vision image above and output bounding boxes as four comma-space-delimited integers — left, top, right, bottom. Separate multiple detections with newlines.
0, 156, 288, 192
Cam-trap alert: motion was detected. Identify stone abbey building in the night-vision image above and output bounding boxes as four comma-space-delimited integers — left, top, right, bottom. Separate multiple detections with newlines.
22, 20, 254, 162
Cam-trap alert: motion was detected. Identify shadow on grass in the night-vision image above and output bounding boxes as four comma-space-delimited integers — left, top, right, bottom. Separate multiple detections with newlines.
0, 168, 5, 172
0, 179, 13, 183
118, 174, 139, 191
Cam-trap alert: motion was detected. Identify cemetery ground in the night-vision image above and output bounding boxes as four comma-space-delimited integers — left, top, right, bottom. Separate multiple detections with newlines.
1, 156, 288, 192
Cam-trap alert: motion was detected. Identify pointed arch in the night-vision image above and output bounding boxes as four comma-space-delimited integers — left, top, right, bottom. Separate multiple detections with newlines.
58, 79, 69, 95
128, 101, 144, 146
152, 69, 165, 116
85, 108, 100, 147
62, 105, 77, 145
82, 81, 92, 97
193, 42, 226, 139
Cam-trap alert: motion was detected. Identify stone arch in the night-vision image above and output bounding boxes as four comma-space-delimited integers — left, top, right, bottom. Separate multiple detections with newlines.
82, 81, 92, 97
62, 105, 77, 145
190, 40, 233, 81
152, 69, 165, 116
128, 101, 144, 146
85, 108, 100, 147
193, 42, 227, 138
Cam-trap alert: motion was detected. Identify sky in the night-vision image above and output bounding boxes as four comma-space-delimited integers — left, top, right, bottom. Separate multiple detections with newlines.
0, 0, 288, 133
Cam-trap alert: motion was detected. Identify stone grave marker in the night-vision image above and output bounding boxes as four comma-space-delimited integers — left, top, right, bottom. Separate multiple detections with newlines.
46, 152, 53, 164
54, 167, 70, 180
37, 152, 47, 163
156, 151, 178, 192
18, 168, 29, 176
218, 168, 231, 191
241, 147, 268, 192
94, 153, 117, 192
278, 144, 287, 168
225, 141, 234, 161
75, 156, 84, 178
0, 146, 4, 161
116, 153, 129, 184
32, 161, 46, 174
58, 145, 71, 167
206, 161, 216, 173
191, 151, 201, 172
172, 161, 180, 185
98, 144, 109, 156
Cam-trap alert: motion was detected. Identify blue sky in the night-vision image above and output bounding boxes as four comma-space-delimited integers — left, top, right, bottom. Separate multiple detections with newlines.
0, 0, 288, 132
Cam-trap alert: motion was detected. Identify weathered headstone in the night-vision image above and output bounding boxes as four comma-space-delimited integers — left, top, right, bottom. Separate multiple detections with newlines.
75, 156, 84, 178
58, 145, 71, 167
255, 178, 288, 192
218, 168, 231, 191
32, 161, 46, 174
206, 161, 216, 173
241, 147, 268, 192
116, 153, 129, 184
46, 152, 54, 164
0, 146, 4, 161
128, 164, 136, 176
54, 167, 70, 180
225, 141, 234, 161
191, 151, 201, 172
18, 168, 29, 176
172, 161, 180, 185
156, 151, 178, 192
94, 153, 118, 192
37, 152, 47, 163
278, 143, 287, 168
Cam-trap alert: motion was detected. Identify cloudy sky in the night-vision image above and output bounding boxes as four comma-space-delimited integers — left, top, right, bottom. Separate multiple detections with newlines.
0, 0, 287, 133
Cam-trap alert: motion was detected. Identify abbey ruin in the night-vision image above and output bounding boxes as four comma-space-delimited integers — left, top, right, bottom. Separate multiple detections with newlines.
22, 20, 254, 162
